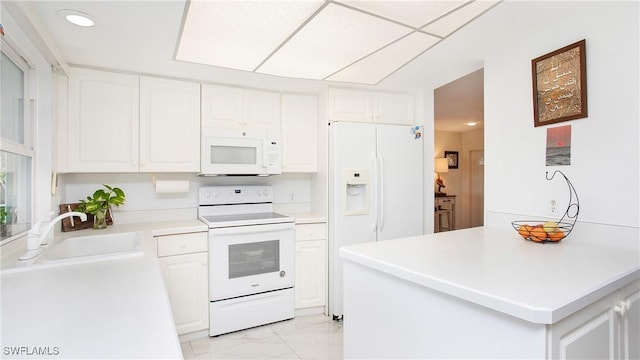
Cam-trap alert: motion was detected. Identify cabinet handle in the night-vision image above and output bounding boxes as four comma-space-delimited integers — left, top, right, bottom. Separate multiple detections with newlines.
614, 300, 631, 316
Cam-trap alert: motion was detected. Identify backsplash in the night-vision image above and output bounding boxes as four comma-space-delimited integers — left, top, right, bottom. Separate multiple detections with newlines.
58, 173, 314, 215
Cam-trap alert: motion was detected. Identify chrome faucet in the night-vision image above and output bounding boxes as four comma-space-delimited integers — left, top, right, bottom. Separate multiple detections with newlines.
18, 212, 88, 261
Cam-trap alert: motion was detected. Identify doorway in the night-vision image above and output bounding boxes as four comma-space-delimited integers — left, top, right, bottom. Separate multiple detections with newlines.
433, 69, 484, 230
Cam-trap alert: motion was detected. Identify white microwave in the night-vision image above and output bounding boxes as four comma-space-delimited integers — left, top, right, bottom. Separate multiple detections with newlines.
200, 128, 282, 176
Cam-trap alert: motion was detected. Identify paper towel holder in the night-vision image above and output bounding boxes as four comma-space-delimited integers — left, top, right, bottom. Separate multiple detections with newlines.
152, 175, 190, 194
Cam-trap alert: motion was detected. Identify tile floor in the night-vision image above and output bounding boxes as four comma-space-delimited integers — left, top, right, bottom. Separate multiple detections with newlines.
181, 314, 343, 359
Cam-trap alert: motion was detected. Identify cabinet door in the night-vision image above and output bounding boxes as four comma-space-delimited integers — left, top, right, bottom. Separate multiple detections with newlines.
201, 84, 243, 129
159, 252, 209, 335
139, 77, 200, 172
373, 92, 415, 125
549, 292, 618, 360
67, 67, 139, 172
619, 281, 640, 360
244, 89, 281, 131
328, 88, 372, 123
281, 94, 318, 172
295, 239, 326, 309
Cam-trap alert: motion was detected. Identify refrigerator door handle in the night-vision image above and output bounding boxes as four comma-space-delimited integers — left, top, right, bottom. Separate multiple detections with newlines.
371, 152, 378, 232
378, 152, 384, 232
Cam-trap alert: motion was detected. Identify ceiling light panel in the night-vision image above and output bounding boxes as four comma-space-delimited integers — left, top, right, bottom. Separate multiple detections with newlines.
57, 9, 97, 27
176, 0, 324, 71
257, 3, 412, 80
327, 32, 440, 84
421, 0, 500, 37
337, 0, 468, 29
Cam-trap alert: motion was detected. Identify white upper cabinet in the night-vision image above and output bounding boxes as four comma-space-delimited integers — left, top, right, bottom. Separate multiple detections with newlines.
281, 94, 318, 173
139, 76, 200, 172
244, 90, 281, 131
328, 88, 372, 123
328, 87, 415, 125
67, 67, 140, 172
201, 84, 280, 132
63, 68, 200, 173
200, 84, 243, 129
373, 92, 415, 125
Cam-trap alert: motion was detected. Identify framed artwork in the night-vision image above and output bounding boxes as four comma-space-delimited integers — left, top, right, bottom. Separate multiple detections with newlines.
444, 151, 458, 169
532, 39, 587, 127
546, 125, 571, 166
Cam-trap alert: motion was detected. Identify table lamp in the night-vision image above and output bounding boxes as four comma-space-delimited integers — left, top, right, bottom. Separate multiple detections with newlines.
435, 158, 449, 196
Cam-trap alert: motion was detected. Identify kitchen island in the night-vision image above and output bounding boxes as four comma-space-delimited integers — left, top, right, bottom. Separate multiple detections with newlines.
340, 226, 640, 359
1, 220, 206, 359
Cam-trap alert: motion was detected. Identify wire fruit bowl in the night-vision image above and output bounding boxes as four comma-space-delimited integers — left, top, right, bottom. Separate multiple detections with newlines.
511, 171, 579, 244
511, 220, 573, 243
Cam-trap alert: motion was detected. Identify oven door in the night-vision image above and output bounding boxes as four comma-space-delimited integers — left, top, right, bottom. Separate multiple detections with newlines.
209, 222, 294, 301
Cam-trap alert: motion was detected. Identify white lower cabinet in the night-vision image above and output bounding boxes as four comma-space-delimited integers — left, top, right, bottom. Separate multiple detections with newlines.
156, 232, 208, 335
294, 223, 327, 312
549, 280, 640, 359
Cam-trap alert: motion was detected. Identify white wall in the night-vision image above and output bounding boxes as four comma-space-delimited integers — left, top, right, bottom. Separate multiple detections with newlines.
384, 1, 640, 230
483, 1, 639, 227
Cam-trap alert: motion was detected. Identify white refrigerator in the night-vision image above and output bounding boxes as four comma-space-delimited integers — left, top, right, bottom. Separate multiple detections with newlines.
328, 121, 424, 319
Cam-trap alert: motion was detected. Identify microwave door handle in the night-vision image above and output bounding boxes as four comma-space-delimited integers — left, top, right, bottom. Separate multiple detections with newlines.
209, 222, 293, 236
262, 142, 269, 170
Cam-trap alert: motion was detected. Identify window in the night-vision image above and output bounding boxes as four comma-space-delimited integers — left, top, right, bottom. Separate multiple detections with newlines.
1, 46, 33, 242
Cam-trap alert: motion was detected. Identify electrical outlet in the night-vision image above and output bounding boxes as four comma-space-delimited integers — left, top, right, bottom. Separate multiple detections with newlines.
549, 199, 558, 216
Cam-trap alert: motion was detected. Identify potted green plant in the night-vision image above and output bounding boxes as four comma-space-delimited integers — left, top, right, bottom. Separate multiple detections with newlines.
0, 206, 10, 238
78, 184, 126, 229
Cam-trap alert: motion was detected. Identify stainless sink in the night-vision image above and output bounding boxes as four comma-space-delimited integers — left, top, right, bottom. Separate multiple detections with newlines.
36, 231, 143, 264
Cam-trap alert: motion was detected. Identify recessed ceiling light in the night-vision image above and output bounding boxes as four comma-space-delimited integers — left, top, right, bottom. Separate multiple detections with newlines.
466, 122, 477, 126
57, 10, 96, 27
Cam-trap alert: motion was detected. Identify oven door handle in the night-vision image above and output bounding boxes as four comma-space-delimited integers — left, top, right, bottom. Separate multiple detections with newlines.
209, 222, 294, 235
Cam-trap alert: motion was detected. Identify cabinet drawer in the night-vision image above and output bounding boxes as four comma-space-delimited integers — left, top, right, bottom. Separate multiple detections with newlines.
295, 223, 326, 241
435, 197, 455, 206
157, 232, 207, 257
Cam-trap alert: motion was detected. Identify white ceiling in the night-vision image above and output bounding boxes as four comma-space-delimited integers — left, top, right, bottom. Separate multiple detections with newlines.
176, 0, 499, 84
6, 0, 492, 132
10, 0, 499, 86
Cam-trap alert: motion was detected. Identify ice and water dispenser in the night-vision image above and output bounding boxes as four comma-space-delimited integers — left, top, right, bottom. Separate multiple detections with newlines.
344, 170, 369, 215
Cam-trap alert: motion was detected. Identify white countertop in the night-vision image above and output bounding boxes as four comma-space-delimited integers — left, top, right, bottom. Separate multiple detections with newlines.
283, 212, 327, 224
1, 219, 207, 359
339, 226, 640, 324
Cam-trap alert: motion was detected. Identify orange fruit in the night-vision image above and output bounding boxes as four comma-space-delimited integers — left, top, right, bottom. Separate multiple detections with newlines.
529, 226, 548, 242
548, 231, 565, 242
518, 224, 530, 239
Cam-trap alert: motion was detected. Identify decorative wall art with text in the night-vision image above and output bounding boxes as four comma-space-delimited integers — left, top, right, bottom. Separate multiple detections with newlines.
532, 40, 587, 127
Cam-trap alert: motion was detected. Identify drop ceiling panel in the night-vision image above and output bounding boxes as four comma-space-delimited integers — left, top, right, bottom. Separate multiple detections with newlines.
422, 0, 500, 37
337, 0, 468, 29
176, 0, 324, 71
256, 3, 412, 80
327, 32, 440, 84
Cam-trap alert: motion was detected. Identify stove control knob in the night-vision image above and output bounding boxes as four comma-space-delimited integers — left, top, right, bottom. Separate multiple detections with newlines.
263, 189, 269, 196
204, 191, 211, 198
212, 192, 218, 198
279, 271, 286, 278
